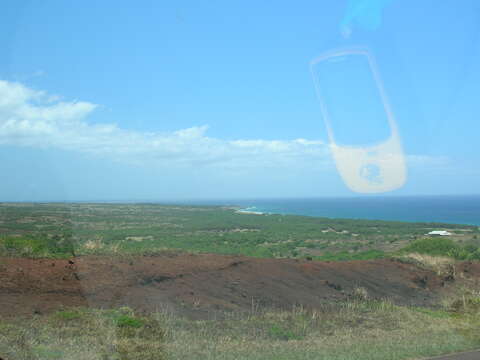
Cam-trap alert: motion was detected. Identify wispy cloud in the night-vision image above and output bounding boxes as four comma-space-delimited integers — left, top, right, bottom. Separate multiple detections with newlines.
0, 80, 330, 170
0, 79, 453, 179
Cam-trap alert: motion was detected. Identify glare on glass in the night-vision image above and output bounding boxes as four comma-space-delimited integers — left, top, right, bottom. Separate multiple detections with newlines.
311, 47, 406, 193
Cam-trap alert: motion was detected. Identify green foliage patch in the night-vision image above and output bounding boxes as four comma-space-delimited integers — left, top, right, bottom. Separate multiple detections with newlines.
0, 203, 478, 261
268, 323, 305, 341
116, 314, 145, 328
400, 237, 480, 260
0, 234, 74, 258
316, 249, 386, 261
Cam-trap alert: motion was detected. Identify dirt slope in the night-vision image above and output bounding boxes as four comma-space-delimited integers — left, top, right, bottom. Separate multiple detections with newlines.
1, 254, 479, 318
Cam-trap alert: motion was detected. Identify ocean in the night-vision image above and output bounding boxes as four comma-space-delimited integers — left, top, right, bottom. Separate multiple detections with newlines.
189, 195, 480, 226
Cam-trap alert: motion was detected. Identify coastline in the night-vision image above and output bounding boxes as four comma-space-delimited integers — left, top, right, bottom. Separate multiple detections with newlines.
224, 196, 480, 226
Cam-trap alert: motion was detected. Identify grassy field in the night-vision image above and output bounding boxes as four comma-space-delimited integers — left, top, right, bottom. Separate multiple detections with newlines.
1, 202, 479, 260
1, 293, 479, 360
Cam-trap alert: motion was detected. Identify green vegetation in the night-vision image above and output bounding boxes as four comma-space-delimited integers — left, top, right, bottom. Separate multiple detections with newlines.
1, 295, 480, 360
116, 314, 145, 329
0, 234, 74, 258
400, 237, 480, 260
316, 249, 385, 261
0, 203, 477, 260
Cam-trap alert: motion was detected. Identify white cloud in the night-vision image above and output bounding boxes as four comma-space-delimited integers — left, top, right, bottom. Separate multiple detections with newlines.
0, 80, 331, 170
0, 80, 453, 178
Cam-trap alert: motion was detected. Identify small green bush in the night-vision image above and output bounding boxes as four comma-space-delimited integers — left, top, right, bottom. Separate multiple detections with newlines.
116, 315, 145, 328
268, 323, 304, 341
55, 310, 82, 321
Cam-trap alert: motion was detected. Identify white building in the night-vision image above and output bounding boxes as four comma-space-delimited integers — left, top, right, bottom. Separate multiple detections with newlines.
426, 230, 452, 236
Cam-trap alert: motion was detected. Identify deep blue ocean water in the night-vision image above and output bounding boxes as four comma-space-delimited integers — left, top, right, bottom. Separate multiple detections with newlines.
185, 196, 480, 226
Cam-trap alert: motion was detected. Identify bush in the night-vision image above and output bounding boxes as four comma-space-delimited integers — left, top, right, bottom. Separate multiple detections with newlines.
268, 323, 304, 341
116, 315, 145, 328
0, 234, 74, 258
401, 237, 458, 257
317, 249, 385, 261
400, 237, 480, 260
467, 249, 480, 260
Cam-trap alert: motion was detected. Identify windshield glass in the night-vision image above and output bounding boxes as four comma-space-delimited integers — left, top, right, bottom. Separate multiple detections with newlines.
1, 1, 480, 359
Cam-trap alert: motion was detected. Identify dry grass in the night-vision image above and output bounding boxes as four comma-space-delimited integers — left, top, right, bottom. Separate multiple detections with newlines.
82, 239, 104, 251
161, 299, 480, 360
0, 307, 166, 360
400, 253, 456, 276
2, 296, 479, 360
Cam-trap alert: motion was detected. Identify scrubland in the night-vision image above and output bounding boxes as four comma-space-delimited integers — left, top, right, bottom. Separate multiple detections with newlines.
0, 203, 479, 359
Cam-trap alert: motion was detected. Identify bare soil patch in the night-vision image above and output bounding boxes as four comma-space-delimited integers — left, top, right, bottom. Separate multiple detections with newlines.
1, 254, 479, 319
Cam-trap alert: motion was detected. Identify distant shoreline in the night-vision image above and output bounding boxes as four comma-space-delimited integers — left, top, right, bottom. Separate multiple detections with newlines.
1, 196, 479, 226
214, 196, 480, 227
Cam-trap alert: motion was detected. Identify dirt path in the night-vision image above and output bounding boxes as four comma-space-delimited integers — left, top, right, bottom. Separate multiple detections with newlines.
1, 254, 479, 318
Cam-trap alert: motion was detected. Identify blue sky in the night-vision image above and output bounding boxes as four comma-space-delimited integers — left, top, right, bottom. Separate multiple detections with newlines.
1, 0, 479, 201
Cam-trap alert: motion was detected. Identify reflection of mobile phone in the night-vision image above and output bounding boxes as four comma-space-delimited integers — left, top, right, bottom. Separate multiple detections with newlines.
311, 47, 406, 193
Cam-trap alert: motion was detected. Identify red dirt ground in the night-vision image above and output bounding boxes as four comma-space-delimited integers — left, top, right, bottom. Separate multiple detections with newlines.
1, 254, 479, 319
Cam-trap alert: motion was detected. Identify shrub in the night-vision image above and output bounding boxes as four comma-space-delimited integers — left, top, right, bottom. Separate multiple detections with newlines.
116, 315, 145, 328
401, 237, 458, 257
400, 237, 480, 260
0, 234, 74, 258
318, 249, 385, 261
268, 323, 304, 341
